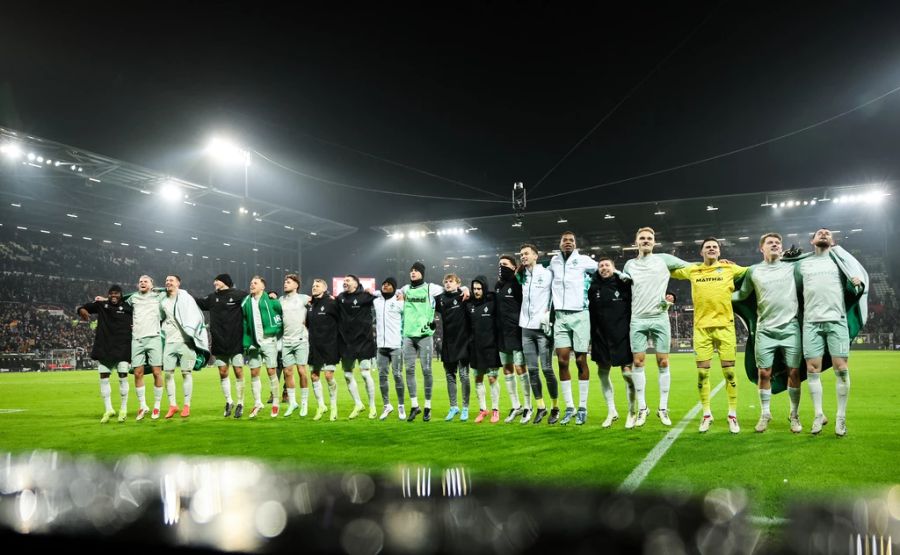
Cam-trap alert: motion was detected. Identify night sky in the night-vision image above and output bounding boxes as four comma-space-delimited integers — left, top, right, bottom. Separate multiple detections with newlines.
3, 1, 900, 230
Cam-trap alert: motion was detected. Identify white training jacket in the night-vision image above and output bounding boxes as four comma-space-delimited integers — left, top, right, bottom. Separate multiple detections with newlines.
373, 294, 404, 349
519, 264, 553, 329
548, 249, 597, 311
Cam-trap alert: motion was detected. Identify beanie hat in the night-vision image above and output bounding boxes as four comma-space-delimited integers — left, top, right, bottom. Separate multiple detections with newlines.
214, 273, 234, 288
410, 261, 426, 275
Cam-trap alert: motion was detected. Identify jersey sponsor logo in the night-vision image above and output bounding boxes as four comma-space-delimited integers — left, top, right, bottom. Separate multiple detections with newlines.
695, 276, 725, 282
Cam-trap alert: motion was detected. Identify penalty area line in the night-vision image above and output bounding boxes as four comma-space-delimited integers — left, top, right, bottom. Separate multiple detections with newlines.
618, 379, 725, 493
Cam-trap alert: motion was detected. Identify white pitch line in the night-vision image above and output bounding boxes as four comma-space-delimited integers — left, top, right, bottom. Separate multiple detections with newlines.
0, 409, 26, 414
619, 380, 726, 493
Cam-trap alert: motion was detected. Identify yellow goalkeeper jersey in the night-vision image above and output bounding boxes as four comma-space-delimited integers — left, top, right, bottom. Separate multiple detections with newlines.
670, 262, 747, 329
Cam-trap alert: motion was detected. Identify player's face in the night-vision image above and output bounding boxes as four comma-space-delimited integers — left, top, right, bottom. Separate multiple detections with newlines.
560, 234, 576, 254
410, 269, 422, 281
598, 259, 614, 278
284, 279, 298, 293
249, 278, 263, 295
472, 281, 483, 299
311, 280, 326, 297
213, 279, 227, 291
138, 276, 152, 293
499, 258, 516, 271
165, 276, 179, 293
381, 282, 394, 295
519, 247, 536, 266
701, 241, 720, 260
761, 237, 782, 257
443, 278, 459, 293
812, 228, 834, 248
636, 232, 655, 252
108, 290, 122, 304
343, 277, 357, 293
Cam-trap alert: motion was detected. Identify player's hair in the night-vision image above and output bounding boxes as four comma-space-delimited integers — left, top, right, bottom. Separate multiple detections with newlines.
635, 226, 655, 238
251, 275, 267, 287
285, 274, 301, 286
560, 231, 576, 239
519, 243, 538, 255
758, 232, 782, 247
598, 256, 614, 266
499, 254, 517, 267
166, 274, 181, 283
443, 273, 461, 284
139, 275, 154, 285
312, 278, 328, 289
700, 237, 720, 249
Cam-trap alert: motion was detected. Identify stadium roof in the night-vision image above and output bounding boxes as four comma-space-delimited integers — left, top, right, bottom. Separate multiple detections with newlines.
0, 126, 357, 260
374, 183, 895, 255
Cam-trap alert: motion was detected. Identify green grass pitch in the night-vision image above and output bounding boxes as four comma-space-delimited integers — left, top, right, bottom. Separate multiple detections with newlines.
1, 351, 896, 519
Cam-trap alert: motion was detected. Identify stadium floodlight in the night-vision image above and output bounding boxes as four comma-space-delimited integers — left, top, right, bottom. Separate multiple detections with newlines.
159, 181, 182, 202
207, 137, 251, 167
557, 218, 568, 224
394, 232, 405, 239
604, 214, 615, 220
10, 203, 20, 207
1, 143, 23, 159
27, 152, 36, 161
706, 205, 719, 211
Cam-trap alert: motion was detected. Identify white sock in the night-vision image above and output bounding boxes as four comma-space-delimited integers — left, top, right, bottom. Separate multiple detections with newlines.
164, 371, 176, 405
118, 377, 129, 411
808, 372, 824, 416
598, 369, 615, 411
578, 379, 590, 409
235, 377, 245, 404
360, 369, 376, 408
153, 386, 163, 409
622, 371, 634, 414
182, 371, 192, 406
268, 374, 280, 407
505, 374, 521, 409
632, 366, 647, 410
518, 373, 532, 409
100, 377, 112, 412
220, 377, 233, 403
424, 399, 431, 409
136, 384, 147, 409
490, 381, 500, 410
658, 365, 670, 410
300, 387, 309, 408
787, 386, 800, 417
560, 379, 574, 408
287, 387, 297, 406
476, 382, 486, 411
759, 388, 772, 415
345, 373, 362, 405
410, 395, 419, 409
251, 376, 262, 406
312, 381, 324, 405
835, 369, 850, 418
326, 378, 337, 407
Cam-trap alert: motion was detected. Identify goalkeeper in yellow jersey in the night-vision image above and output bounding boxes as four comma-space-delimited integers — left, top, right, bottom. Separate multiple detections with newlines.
670, 238, 747, 433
